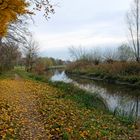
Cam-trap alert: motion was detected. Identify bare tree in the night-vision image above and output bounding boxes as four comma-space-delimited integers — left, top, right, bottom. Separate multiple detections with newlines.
0, 42, 21, 72
117, 44, 135, 61
5, 16, 30, 46
69, 46, 87, 61
0, 16, 31, 72
127, 0, 140, 62
103, 48, 118, 63
69, 46, 102, 65
23, 38, 39, 72
0, 15, 30, 48
90, 48, 102, 65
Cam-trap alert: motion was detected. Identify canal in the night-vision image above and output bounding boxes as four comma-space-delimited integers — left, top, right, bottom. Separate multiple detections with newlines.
48, 70, 140, 118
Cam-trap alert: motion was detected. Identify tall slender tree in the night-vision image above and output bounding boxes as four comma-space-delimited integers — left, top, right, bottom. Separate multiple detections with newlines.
127, 0, 140, 62
23, 37, 38, 72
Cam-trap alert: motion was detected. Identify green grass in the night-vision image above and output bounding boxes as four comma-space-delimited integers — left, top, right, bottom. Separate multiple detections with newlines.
0, 70, 15, 79
48, 81, 107, 110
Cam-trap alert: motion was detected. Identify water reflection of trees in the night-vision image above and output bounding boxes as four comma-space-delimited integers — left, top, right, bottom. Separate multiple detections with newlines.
117, 95, 140, 118
70, 75, 139, 97
48, 70, 140, 118
68, 74, 140, 118
45, 69, 64, 79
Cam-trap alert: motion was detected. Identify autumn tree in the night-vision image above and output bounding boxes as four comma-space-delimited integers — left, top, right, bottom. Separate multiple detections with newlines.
0, 15, 32, 72
127, 0, 140, 62
0, 0, 54, 44
0, 0, 54, 72
0, 0, 29, 42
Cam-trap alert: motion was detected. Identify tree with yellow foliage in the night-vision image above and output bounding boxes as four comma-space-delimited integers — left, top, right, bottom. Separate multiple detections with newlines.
0, 0, 54, 44
0, 0, 29, 37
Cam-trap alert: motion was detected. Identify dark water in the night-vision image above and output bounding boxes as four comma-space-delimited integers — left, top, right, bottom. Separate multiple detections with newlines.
49, 70, 140, 118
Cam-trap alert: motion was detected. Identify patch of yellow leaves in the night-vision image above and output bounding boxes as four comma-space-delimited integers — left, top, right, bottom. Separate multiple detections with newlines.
0, 79, 136, 140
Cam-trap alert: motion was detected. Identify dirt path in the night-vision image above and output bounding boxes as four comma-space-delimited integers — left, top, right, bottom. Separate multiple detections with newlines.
16, 83, 47, 139
15, 75, 48, 139
0, 76, 48, 139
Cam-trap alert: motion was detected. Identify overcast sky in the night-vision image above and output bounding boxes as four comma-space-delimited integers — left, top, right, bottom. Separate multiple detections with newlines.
30, 0, 132, 60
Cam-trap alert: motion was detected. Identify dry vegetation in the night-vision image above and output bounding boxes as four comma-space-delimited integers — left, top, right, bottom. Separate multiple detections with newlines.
67, 61, 140, 85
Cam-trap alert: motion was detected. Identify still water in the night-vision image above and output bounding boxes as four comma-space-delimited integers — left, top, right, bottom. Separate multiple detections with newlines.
49, 70, 140, 118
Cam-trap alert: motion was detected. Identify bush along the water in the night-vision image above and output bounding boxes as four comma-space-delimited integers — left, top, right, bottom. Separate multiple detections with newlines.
66, 62, 140, 87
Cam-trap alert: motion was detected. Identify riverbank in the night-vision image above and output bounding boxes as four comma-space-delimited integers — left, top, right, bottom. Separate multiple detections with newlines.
66, 61, 140, 87
0, 69, 139, 139
14, 68, 140, 120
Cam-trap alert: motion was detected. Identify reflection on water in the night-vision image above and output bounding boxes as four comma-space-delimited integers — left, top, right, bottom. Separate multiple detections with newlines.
51, 71, 73, 83
49, 70, 140, 118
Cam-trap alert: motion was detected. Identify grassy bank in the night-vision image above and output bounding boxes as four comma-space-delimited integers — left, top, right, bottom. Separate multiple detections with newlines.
0, 70, 16, 79
66, 61, 140, 87
0, 69, 138, 139
14, 68, 136, 122
13, 68, 107, 110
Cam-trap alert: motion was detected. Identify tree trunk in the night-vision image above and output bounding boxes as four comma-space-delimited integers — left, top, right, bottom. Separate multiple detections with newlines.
136, 57, 140, 62
135, 95, 139, 121
0, 37, 2, 46
136, 0, 140, 62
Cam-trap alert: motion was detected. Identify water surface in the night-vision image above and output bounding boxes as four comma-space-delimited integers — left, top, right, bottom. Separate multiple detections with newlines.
49, 70, 140, 118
